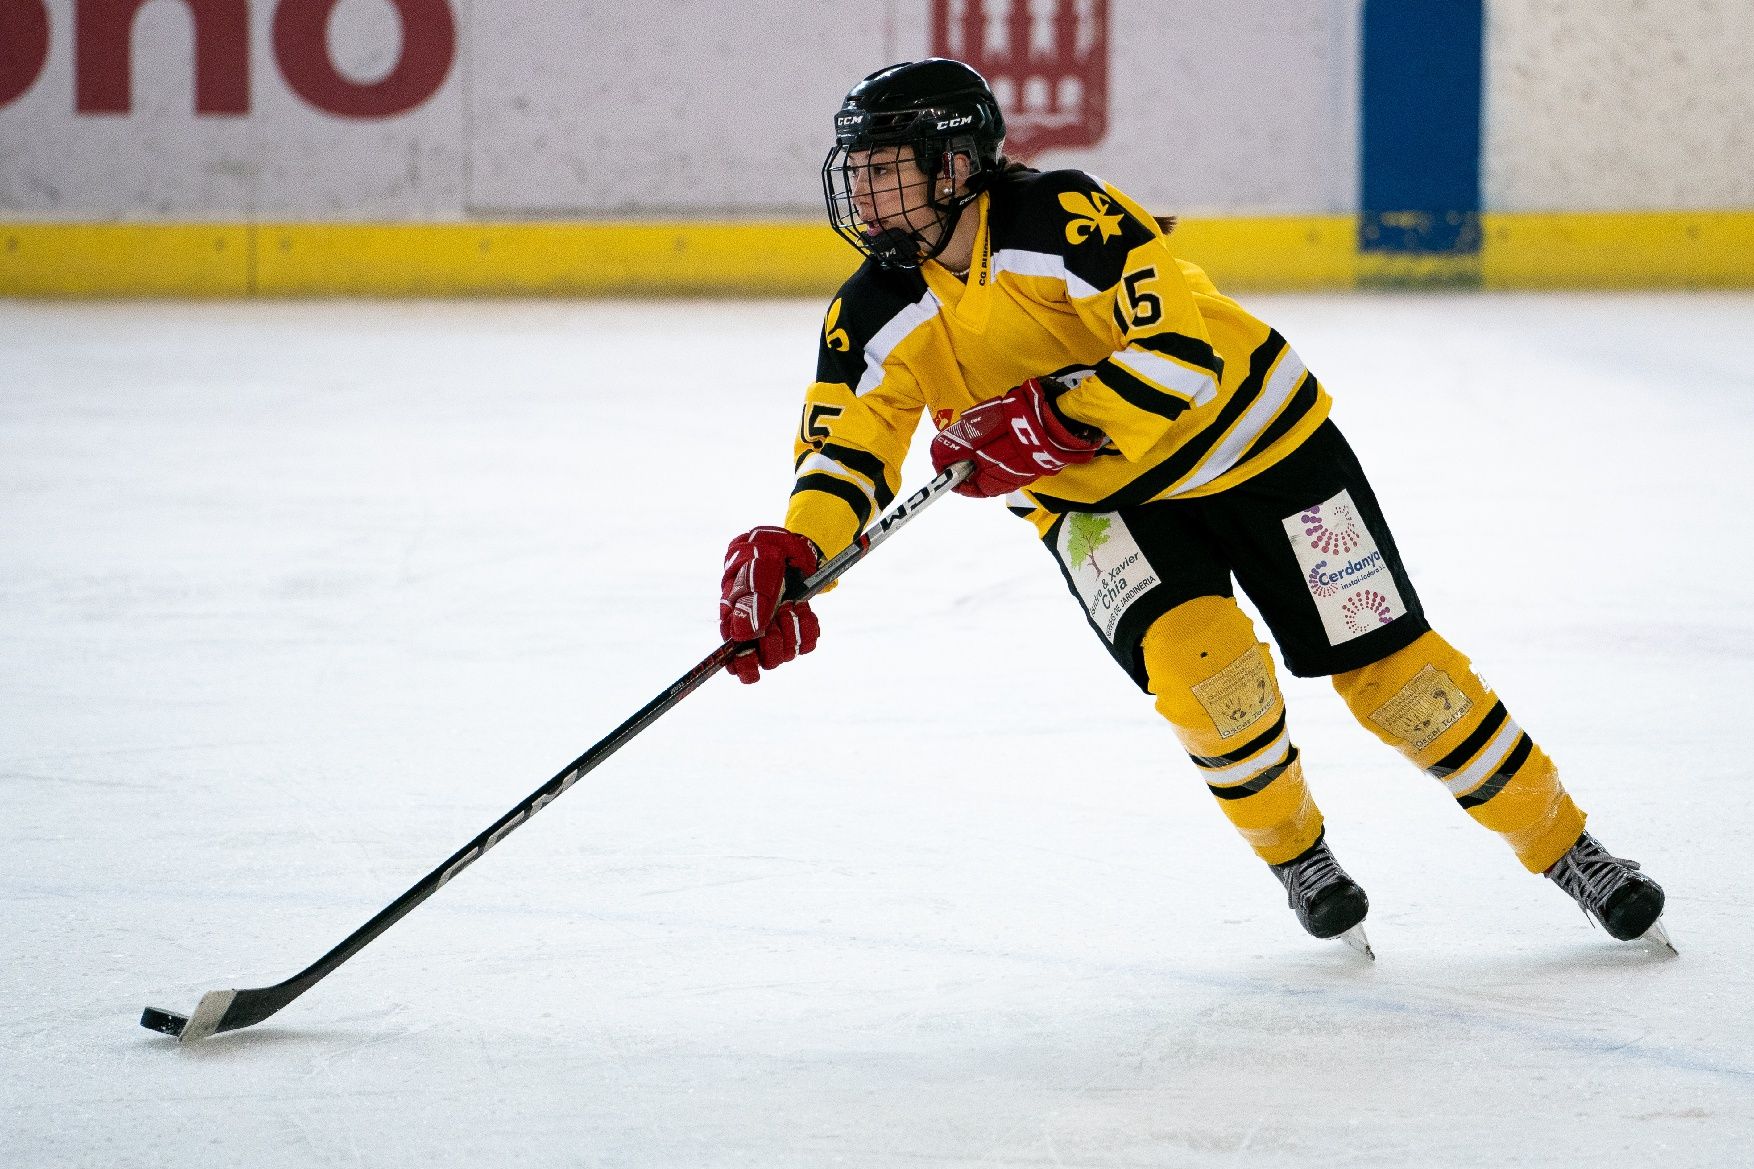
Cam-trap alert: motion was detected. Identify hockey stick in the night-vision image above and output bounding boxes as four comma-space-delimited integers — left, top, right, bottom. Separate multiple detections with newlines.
140, 460, 975, 1044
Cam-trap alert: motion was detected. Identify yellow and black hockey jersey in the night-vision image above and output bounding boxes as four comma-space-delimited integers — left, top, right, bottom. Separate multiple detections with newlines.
785, 168, 1333, 558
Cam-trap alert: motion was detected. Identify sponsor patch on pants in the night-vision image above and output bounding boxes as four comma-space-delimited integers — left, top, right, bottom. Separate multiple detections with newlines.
1282, 488, 1407, 645
1056, 511, 1161, 643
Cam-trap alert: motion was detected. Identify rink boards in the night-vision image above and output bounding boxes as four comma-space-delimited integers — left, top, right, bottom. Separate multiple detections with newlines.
2, 1, 1751, 295
5, 209, 1752, 296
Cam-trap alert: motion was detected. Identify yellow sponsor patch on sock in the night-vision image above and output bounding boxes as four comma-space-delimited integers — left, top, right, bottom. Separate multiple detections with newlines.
1192, 647, 1278, 739
1368, 664, 1474, 749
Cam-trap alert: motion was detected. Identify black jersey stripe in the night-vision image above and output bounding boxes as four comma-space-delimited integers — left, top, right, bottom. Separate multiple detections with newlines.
1134, 332, 1225, 380
1427, 701, 1508, 778
1189, 713, 1287, 769
1455, 734, 1533, 809
1237, 372, 1319, 465
1208, 747, 1299, 801
795, 446, 895, 508
1093, 358, 1194, 421
1033, 331, 1288, 514
820, 442, 896, 507
792, 472, 874, 530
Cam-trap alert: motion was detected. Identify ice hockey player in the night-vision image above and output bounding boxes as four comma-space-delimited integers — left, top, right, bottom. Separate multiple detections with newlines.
717, 58, 1670, 955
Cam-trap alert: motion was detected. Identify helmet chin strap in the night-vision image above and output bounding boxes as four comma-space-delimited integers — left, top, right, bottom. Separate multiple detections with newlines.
867, 174, 975, 269
861, 226, 929, 268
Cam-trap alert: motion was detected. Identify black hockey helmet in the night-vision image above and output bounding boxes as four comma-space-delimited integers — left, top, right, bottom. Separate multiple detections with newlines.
822, 59, 1007, 269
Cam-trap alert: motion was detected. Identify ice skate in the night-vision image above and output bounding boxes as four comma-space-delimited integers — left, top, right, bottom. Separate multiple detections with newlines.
1545, 832, 1674, 952
1270, 831, 1373, 957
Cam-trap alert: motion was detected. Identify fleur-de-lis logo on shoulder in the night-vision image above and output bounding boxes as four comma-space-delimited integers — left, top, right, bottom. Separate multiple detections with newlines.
1059, 190, 1124, 246
824, 298, 851, 352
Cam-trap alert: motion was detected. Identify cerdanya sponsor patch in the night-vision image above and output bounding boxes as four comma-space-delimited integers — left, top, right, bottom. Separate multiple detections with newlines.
1282, 489, 1406, 645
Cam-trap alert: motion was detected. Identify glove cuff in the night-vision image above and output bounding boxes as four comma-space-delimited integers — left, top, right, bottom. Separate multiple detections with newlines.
740, 525, 821, 574
1026, 378, 1105, 456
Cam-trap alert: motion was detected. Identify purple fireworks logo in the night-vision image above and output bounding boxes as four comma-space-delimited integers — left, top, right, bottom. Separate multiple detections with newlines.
1342, 589, 1394, 634
1307, 561, 1339, 597
1302, 501, 1363, 556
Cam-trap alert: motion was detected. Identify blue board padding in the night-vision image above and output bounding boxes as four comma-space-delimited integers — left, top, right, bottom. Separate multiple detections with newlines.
1360, 0, 1483, 254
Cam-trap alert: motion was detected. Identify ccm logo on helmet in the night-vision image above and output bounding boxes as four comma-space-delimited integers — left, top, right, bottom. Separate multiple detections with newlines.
935, 114, 974, 130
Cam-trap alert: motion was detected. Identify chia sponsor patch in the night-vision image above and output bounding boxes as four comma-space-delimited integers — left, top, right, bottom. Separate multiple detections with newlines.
1056, 511, 1161, 643
1282, 489, 1406, 645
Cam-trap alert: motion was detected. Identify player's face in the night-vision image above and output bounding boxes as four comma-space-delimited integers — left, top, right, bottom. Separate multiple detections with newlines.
846, 146, 947, 245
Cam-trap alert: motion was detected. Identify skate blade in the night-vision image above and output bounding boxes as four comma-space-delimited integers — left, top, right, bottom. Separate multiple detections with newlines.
1639, 919, 1678, 956
1339, 923, 1375, 961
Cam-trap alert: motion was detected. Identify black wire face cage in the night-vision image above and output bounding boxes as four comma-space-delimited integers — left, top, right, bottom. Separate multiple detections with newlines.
822, 134, 984, 270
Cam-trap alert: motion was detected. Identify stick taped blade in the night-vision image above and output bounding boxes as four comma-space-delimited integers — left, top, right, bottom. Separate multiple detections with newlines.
141, 990, 238, 1044
179, 990, 238, 1043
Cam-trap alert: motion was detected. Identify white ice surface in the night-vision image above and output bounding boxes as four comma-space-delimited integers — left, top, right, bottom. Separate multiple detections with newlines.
3, 293, 1751, 1167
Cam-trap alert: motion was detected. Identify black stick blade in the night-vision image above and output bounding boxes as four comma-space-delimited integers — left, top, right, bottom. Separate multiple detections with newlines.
140, 1006, 188, 1038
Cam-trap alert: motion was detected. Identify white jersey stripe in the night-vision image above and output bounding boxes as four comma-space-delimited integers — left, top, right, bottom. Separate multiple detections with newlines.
990, 247, 1100, 299
1110, 347, 1219, 406
796, 453, 878, 508
856, 290, 941, 397
1173, 347, 1309, 495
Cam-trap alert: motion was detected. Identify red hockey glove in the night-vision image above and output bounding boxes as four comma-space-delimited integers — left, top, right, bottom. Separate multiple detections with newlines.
929, 377, 1105, 498
719, 526, 822, 684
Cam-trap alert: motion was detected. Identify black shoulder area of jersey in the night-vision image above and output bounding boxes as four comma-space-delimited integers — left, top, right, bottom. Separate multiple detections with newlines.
815, 259, 930, 388
986, 168, 1158, 294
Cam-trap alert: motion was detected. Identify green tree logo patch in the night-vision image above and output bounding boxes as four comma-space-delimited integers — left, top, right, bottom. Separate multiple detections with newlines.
1065, 513, 1112, 570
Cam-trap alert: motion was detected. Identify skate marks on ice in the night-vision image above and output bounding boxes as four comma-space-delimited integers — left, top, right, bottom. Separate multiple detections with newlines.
6, 297, 1753, 1165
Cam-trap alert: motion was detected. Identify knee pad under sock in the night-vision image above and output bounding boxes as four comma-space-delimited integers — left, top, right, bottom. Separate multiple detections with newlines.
1143, 596, 1323, 865
1330, 630, 1585, 871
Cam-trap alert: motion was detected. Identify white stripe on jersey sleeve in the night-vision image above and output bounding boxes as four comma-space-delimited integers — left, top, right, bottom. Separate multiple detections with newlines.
1108, 347, 1220, 406
1174, 347, 1309, 495
855, 290, 942, 397
796, 451, 879, 509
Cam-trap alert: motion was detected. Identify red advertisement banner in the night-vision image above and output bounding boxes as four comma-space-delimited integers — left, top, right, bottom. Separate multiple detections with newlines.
930, 0, 1109, 158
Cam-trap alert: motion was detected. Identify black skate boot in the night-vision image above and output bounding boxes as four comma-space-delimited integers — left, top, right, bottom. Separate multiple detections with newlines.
1270, 831, 1372, 957
1545, 832, 1673, 950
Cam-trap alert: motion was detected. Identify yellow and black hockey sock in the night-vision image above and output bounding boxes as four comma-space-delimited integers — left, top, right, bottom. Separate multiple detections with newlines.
1330, 630, 1585, 872
1142, 596, 1323, 865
